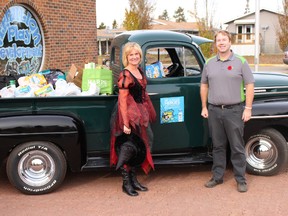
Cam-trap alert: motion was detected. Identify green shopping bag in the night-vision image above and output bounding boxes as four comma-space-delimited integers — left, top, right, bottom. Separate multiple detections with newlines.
82, 67, 113, 94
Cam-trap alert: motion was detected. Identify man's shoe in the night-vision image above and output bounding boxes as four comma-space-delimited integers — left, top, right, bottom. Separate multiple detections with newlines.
237, 182, 248, 193
204, 178, 223, 188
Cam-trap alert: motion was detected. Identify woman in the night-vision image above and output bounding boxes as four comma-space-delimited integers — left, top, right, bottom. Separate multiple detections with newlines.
110, 42, 156, 196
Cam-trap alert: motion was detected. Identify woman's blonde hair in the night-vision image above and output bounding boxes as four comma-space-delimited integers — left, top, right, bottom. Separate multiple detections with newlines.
122, 42, 143, 67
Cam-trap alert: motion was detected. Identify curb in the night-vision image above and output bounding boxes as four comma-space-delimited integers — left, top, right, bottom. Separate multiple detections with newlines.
249, 64, 286, 67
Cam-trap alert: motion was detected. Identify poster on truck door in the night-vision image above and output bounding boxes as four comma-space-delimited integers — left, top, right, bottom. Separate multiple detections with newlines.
160, 96, 184, 124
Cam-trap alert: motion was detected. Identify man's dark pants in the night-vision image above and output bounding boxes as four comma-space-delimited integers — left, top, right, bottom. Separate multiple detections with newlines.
208, 104, 246, 183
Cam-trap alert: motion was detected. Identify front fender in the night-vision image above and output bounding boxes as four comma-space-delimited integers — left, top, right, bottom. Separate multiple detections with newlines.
244, 99, 288, 141
0, 114, 85, 172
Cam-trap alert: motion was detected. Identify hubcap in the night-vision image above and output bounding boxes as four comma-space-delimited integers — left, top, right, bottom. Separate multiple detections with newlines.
245, 137, 278, 170
18, 150, 55, 187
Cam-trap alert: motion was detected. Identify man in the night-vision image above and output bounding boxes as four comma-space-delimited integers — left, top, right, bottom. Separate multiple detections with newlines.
200, 30, 254, 193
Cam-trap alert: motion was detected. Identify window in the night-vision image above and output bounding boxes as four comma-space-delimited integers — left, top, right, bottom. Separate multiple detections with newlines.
237, 26, 243, 43
237, 25, 254, 43
145, 46, 201, 78
246, 25, 252, 41
178, 47, 201, 75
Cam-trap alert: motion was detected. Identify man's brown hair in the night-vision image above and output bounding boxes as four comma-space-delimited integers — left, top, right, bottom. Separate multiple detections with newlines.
214, 30, 232, 42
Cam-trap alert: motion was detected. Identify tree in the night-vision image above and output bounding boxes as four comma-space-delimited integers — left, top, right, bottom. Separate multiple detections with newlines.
277, 0, 288, 51
123, 0, 155, 30
189, 0, 215, 58
173, 7, 186, 22
190, 0, 215, 29
123, 9, 139, 30
158, 9, 169, 20
98, 22, 106, 30
112, 20, 118, 29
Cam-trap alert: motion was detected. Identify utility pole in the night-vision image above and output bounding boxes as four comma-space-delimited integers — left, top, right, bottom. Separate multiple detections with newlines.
254, 0, 260, 72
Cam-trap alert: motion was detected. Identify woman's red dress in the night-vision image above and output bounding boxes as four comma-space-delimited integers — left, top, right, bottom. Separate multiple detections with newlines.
110, 69, 156, 174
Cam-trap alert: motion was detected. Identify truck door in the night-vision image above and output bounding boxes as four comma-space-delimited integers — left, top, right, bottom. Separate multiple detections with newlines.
143, 43, 210, 153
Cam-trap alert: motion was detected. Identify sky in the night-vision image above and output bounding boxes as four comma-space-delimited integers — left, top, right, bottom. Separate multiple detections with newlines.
96, 0, 283, 29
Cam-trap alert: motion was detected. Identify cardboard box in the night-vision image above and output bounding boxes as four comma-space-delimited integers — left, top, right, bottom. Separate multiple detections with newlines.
66, 64, 83, 88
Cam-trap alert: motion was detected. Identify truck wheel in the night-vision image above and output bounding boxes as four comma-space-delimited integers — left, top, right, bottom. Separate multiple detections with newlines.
6, 141, 67, 195
245, 128, 288, 176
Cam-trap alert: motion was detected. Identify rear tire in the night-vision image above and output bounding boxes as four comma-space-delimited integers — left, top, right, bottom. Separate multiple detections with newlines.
245, 128, 288, 176
6, 141, 67, 195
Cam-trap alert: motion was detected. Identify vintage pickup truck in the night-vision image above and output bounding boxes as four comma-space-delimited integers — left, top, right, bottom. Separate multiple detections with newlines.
1, 30, 288, 195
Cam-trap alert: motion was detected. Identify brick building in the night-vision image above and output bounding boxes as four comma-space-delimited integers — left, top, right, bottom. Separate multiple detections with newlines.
0, 0, 97, 75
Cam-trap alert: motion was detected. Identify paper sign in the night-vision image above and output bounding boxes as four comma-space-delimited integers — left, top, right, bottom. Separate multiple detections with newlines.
160, 96, 184, 124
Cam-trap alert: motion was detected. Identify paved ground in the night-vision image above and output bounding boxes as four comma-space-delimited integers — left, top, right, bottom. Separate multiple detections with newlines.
1, 163, 288, 216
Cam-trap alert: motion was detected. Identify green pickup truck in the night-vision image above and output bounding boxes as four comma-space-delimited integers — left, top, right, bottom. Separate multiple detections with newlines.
1, 30, 288, 195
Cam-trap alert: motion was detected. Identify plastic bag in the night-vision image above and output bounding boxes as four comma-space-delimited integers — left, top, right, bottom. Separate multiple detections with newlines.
0, 85, 15, 98
14, 85, 34, 97
82, 67, 112, 94
65, 83, 82, 96
54, 79, 81, 96
39, 69, 65, 87
81, 81, 100, 96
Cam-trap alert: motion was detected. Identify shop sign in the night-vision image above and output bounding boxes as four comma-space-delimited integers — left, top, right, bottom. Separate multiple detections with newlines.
0, 5, 43, 75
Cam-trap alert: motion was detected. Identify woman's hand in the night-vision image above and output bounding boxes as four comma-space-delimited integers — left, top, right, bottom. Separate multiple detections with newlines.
123, 125, 131, 134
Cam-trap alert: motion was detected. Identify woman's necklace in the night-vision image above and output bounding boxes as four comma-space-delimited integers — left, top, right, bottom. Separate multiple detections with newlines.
128, 67, 142, 79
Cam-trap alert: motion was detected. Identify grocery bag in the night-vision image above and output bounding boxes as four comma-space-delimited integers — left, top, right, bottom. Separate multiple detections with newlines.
82, 67, 113, 94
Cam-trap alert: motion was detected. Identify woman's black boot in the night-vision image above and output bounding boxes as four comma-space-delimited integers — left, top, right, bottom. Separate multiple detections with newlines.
130, 167, 148, 191
120, 167, 138, 196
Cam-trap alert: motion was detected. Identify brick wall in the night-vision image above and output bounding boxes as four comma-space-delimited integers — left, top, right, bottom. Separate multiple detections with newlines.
0, 0, 97, 72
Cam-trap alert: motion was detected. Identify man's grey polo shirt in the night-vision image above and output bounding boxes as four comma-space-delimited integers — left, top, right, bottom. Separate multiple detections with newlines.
201, 52, 255, 105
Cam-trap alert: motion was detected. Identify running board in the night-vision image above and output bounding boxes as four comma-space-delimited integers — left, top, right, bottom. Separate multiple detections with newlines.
81, 153, 212, 171
153, 152, 212, 165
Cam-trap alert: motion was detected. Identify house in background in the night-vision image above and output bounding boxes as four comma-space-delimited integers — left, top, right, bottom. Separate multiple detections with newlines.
97, 19, 199, 56
97, 28, 124, 56
224, 8, 282, 55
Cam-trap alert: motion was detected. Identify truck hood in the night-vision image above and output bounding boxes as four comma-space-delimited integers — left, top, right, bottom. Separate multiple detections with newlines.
253, 72, 288, 96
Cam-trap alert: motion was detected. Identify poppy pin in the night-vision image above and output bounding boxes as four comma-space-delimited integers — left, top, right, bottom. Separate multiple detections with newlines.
227, 66, 233, 70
